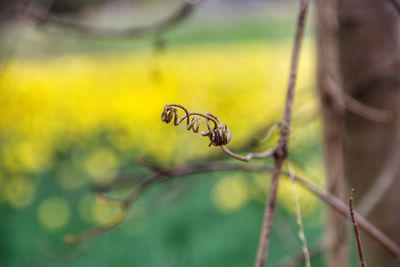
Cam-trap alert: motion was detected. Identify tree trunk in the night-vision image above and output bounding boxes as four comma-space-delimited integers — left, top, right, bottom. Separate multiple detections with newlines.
315, 0, 348, 266
316, 0, 400, 266
338, 0, 400, 266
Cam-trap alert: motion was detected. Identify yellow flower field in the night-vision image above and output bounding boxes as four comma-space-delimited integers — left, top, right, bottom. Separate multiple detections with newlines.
0, 41, 323, 229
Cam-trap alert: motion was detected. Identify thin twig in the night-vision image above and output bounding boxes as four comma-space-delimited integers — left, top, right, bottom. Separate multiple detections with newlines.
255, 0, 309, 266
349, 189, 367, 267
220, 122, 278, 162
273, 212, 303, 256
221, 145, 274, 162
64, 199, 129, 244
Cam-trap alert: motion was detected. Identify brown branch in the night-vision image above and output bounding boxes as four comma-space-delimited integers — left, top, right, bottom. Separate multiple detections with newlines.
256, 159, 285, 267
349, 189, 367, 267
17, 0, 203, 38
326, 75, 392, 122
64, 199, 129, 244
347, 56, 400, 99
255, 0, 309, 266
296, 174, 400, 260
65, 170, 170, 243
65, 161, 400, 260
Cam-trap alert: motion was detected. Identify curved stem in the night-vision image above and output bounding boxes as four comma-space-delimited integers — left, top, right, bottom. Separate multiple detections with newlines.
220, 123, 278, 162
221, 146, 274, 162
167, 104, 220, 128
189, 112, 220, 128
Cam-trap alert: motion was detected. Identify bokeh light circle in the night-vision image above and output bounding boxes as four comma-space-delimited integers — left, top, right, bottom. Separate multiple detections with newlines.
38, 197, 70, 231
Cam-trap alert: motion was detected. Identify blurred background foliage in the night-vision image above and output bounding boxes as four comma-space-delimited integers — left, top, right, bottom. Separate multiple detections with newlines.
0, 0, 329, 266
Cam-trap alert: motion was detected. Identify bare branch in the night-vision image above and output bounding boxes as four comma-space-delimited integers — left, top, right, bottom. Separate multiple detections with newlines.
349, 189, 367, 267
326, 75, 392, 122
346, 56, 400, 98
17, 0, 203, 38
255, 0, 310, 265
65, 161, 400, 260
256, 159, 284, 267
296, 174, 400, 259
64, 199, 129, 244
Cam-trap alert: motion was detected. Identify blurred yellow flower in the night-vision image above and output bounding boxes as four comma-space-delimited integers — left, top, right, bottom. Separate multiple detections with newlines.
212, 175, 249, 212
38, 196, 70, 230
92, 199, 121, 225
4, 176, 36, 208
84, 148, 119, 185
78, 193, 121, 225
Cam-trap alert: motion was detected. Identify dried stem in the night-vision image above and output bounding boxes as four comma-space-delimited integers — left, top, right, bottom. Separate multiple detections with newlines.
220, 123, 278, 162
349, 189, 367, 267
255, 0, 309, 266
221, 145, 274, 162
288, 164, 311, 267
161, 104, 231, 147
162, 103, 276, 161
274, 239, 327, 267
